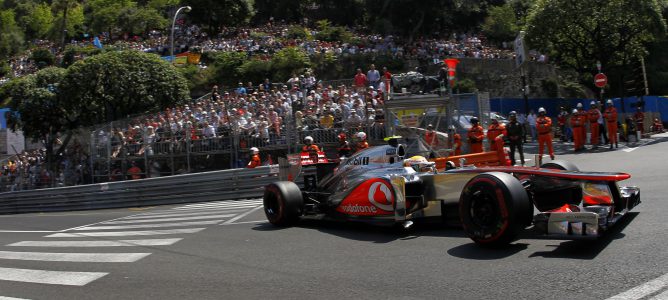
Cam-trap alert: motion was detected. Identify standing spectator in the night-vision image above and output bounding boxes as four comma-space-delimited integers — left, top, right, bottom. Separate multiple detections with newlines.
557, 107, 568, 142
127, 162, 142, 180
604, 100, 619, 149
634, 106, 645, 135
467, 117, 484, 153
598, 101, 609, 145
588, 101, 601, 147
570, 108, 585, 151
367, 64, 380, 89
536, 107, 555, 161
382, 66, 392, 94
354, 68, 367, 93
236, 82, 247, 95
518, 111, 527, 143
527, 110, 537, 142
506, 111, 525, 166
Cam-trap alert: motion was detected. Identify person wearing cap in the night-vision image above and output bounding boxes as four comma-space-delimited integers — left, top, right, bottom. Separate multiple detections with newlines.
424, 124, 439, 148
247, 147, 261, 168
506, 111, 525, 166
634, 106, 645, 135
604, 99, 619, 148
337, 132, 352, 158
447, 125, 462, 156
467, 117, 485, 153
487, 116, 507, 151
355, 132, 369, 152
537, 107, 555, 160
588, 101, 602, 146
570, 108, 584, 151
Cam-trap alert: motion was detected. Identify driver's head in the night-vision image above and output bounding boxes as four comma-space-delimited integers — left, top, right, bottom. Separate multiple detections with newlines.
304, 136, 314, 145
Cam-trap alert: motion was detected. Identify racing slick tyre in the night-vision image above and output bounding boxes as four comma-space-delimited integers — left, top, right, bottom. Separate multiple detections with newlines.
459, 172, 532, 247
540, 160, 579, 171
264, 181, 303, 226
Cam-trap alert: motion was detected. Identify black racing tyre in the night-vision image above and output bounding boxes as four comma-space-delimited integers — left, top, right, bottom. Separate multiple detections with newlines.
540, 160, 579, 171
459, 172, 532, 247
263, 181, 303, 226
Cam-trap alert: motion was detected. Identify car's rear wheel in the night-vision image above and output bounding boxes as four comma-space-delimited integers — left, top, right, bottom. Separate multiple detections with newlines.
541, 160, 579, 171
263, 182, 303, 226
459, 172, 532, 247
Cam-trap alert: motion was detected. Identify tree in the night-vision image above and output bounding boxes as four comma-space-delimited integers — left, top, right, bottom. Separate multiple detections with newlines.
58, 50, 190, 124
86, 0, 135, 37
118, 6, 168, 36
24, 2, 54, 39
51, 0, 83, 47
482, 3, 518, 44
525, 0, 666, 78
252, 0, 306, 24
0, 9, 24, 60
182, 0, 253, 34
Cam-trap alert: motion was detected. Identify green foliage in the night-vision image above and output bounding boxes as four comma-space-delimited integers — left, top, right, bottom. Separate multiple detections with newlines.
208, 51, 247, 87
86, 0, 135, 35
454, 78, 477, 94
182, 0, 253, 34
482, 4, 518, 44
59, 50, 190, 124
237, 59, 272, 83
25, 2, 53, 39
0, 61, 10, 78
526, 0, 666, 75
31, 48, 56, 68
286, 25, 311, 40
252, 0, 305, 24
118, 6, 168, 35
0, 9, 24, 59
314, 20, 352, 43
270, 47, 311, 81
61, 45, 104, 67
177, 64, 216, 95
540, 78, 559, 98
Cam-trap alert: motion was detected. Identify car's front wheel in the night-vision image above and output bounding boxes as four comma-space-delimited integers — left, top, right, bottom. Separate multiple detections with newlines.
263, 182, 303, 226
459, 172, 532, 247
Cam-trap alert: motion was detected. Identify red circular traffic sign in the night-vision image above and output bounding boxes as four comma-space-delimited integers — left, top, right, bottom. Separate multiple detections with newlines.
594, 73, 608, 88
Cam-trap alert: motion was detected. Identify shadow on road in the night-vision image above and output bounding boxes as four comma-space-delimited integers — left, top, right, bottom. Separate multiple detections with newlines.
528, 212, 638, 260
253, 218, 467, 243
447, 242, 529, 260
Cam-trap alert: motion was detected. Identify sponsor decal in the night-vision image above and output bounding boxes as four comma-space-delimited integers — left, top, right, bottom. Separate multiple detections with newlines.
337, 178, 394, 216
346, 157, 369, 166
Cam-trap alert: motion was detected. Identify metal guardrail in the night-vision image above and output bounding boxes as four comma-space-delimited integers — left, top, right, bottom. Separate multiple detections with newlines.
0, 165, 291, 214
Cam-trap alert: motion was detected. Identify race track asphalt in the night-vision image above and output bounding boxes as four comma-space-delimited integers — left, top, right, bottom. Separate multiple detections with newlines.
0, 135, 666, 300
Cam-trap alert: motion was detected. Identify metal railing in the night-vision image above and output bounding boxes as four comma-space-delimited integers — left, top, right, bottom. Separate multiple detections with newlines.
0, 165, 291, 214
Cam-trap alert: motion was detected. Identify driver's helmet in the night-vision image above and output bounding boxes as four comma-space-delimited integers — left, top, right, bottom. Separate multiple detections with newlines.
356, 131, 367, 141
304, 136, 314, 145
403, 155, 436, 173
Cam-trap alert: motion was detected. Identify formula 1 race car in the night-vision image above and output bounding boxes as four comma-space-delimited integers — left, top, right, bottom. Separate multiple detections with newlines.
263, 138, 640, 247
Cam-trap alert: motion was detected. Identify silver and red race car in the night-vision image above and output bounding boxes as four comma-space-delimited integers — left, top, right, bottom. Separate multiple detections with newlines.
263, 139, 640, 247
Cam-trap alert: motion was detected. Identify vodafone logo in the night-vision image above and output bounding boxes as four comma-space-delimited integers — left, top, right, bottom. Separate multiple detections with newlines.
368, 182, 394, 211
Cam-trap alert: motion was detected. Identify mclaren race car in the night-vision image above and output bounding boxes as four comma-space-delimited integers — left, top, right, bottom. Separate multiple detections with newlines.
263, 138, 640, 247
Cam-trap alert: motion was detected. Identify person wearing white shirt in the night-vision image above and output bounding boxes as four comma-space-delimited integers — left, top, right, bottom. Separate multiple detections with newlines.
527, 110, 537, 142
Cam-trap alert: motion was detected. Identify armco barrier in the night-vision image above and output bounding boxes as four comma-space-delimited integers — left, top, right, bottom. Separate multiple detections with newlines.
0, 166, 291, 214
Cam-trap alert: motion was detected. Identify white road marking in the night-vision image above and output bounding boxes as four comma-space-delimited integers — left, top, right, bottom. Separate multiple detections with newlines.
8, 238, 183, 247
0, 296, 30, 300
171, 204, 260, 211
221, 220, 266, 226
649, 289, 668, 300
74, 220, 221, 231
0, 267, 107, 286
606, 273, 668, 300
46, 228, 205, 237
122, 209, 246, 219
0, 251, 150, 263
222, 205, 264, 225
0, 230, 57, 233
623, 147, 638, 152
176, 200, 261, 208
101, 214, 235, 224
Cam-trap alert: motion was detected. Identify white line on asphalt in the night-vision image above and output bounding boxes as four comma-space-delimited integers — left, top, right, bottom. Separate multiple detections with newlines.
45, 228, 205, 237
0, 267, 107, 286
606, 273, 668, 300
623, 147, 638, 152
58, 214, 144, 232
173, 200, 263, 209
220, 220, 266, 226
0, 296, 30, 300
8, 238, 183, 247
171, 203, 261, 210
649, 289, 668, 300
74, 220, 222, 231
101, 214, 235, 224
0, 251, 150, 263
222, 205, 264, 225
122, 209, 247, 219
170, 205, 260, 212
176, 200, 262, 208
0, 230, 57, 233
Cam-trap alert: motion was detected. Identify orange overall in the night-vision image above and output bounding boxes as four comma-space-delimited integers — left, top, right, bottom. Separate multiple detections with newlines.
570, 113, 586, 150
452, 133, 462, 156
588, 108, 601, 145
537, 115, 554, 159
605, 107, 618, 145
487, 123, 507, 151
467, 125, 485, 153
